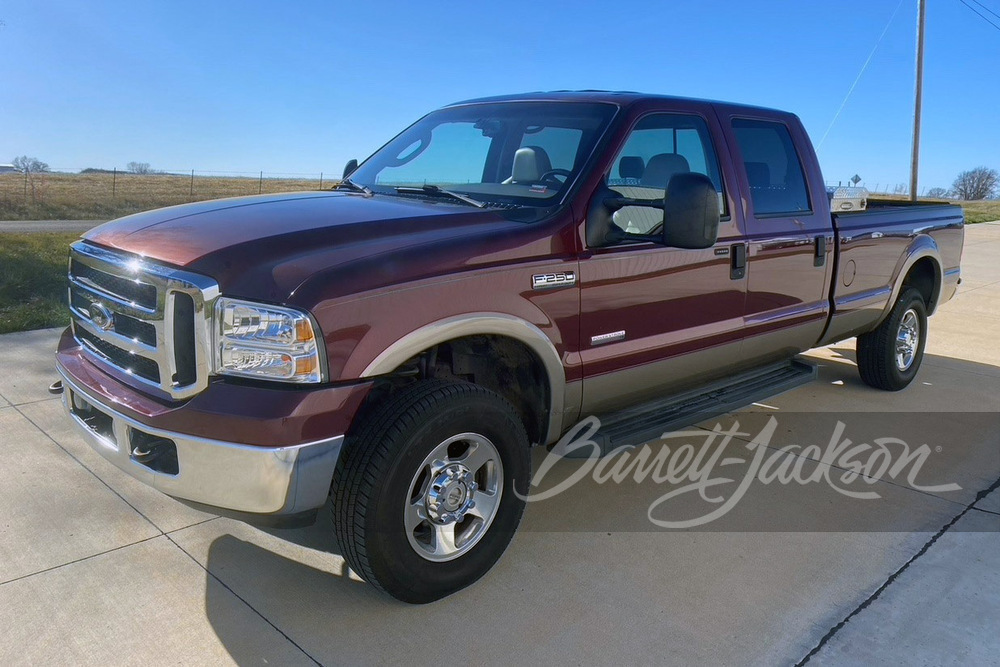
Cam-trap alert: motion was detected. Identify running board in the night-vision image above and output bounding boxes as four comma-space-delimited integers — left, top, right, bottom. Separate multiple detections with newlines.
565, 358, 817, 458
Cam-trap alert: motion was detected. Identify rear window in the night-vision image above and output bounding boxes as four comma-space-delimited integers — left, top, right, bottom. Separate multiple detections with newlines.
732, 119, 811, 216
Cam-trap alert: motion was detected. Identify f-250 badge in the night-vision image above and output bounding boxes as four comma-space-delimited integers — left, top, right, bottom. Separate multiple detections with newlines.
532, 271, 577, 290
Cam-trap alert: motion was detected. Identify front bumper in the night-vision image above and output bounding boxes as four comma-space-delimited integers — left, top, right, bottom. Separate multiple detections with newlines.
57, 363, 345, 516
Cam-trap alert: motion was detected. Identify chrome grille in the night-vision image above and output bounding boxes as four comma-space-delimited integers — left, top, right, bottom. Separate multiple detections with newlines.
69, 259, 158, 310
76, 327, 162, 383
67, 242, 220, 399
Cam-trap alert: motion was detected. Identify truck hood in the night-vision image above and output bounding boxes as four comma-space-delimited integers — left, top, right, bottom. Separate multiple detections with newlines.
84, 191, 554, 303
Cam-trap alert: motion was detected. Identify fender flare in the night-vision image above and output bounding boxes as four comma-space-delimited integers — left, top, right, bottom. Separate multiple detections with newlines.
878, 234, 943, 323
360, 313, 567, 445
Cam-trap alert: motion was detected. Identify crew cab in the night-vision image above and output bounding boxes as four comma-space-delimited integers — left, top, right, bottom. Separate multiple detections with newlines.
55, 91, 964, 603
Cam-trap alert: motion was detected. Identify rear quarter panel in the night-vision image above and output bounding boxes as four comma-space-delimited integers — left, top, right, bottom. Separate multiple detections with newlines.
821, 204, 964, 345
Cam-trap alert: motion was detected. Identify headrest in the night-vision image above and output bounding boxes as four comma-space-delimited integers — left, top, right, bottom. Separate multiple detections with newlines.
641, 153, 691, 187
510, 146, 553, 184
618, 156, 645, 180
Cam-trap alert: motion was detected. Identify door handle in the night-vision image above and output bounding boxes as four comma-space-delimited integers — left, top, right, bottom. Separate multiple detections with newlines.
730, 243, 746, 280
814, 236, 827, 267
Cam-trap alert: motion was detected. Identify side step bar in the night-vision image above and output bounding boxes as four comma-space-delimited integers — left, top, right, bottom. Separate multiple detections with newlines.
567, 358, 818, 458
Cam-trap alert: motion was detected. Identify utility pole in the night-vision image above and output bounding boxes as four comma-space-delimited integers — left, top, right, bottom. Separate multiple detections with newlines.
909, 0, 926, 201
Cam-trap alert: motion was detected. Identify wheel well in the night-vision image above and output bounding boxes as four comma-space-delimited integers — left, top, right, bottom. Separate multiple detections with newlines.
902, 257, 940, 312
356, 335, 551, 446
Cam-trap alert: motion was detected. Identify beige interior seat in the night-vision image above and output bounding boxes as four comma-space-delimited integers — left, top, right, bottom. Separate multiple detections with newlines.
504, 146, 552, 184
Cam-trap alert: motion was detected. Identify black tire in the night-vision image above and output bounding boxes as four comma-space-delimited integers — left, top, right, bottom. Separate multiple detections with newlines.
856, 287, 928, 391
331, 380, 530, 603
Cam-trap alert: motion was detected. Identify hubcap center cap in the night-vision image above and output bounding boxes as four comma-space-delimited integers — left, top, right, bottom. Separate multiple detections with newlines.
425, 463, 477, 524
444, 485, 466, 509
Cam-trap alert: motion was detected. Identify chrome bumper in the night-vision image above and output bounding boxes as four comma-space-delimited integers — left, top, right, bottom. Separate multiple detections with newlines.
57, 367, 343, 515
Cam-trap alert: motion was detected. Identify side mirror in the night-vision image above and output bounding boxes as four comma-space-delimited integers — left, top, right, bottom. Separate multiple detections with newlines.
586, 171, 720, 249
662, 172, 720, 249
342, 159, 358, 180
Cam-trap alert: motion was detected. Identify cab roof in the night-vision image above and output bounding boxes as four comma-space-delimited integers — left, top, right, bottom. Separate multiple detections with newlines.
449, 90, 786, 116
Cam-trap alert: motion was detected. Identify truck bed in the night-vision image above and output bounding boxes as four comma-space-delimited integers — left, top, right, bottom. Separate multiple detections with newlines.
821, 201, 964, 346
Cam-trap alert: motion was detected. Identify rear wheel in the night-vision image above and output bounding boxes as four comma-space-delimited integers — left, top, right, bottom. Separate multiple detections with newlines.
856, 287, 928, 391
331, 380, 530, 603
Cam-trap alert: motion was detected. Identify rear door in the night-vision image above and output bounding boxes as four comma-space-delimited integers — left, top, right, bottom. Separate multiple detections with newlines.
578, 102, 748, 414
720, 111, 835, 364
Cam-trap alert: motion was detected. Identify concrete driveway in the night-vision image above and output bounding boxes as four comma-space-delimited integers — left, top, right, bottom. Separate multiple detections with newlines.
1, 224, 997, 666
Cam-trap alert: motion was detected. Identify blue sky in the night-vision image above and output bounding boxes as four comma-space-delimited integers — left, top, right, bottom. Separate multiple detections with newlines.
2, 0, 998, 192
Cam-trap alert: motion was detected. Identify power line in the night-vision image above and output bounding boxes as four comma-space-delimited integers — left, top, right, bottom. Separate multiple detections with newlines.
817, 0, 906, 149
969, 0, 1000, 21
958, 0, 1000, 31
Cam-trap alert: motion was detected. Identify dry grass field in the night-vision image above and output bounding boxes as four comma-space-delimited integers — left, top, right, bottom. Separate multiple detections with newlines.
2, 171, 997, 223
0, 171, 330, 221
957, 199, 1000, 224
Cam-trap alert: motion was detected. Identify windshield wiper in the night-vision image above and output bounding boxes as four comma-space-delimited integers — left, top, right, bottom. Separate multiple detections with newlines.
335, 178, 373, 197
394, 185, 487, 208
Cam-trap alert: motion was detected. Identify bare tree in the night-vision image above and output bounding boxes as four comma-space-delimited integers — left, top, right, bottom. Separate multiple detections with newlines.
925, 187, 949, 199
893, 182, 909, 195
11, 155, 52, 203
952, 167, 999, 200
126, 161, 152, 174
11, 155, 49, 173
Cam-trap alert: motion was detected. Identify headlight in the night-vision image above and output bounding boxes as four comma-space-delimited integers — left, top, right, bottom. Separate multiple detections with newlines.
213, 298, 324, 383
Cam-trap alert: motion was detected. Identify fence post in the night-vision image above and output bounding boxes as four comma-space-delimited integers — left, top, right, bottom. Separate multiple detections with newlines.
259, 171, 263, 195
319, 172, 323, 189
190, 170, 194, 199
112, 167, 117, 199
23, 168, 28, 203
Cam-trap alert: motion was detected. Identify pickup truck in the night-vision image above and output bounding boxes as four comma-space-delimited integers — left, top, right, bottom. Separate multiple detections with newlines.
55, 91, 964, 603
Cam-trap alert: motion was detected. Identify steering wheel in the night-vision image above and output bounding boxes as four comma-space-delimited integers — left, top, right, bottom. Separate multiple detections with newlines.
538, 169, 572, 186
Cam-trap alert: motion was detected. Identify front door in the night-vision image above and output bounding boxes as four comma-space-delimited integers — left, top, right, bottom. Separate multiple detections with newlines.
578, 105, 748, 415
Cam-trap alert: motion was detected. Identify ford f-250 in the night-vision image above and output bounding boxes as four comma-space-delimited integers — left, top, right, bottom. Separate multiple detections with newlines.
55, 91, 964, 603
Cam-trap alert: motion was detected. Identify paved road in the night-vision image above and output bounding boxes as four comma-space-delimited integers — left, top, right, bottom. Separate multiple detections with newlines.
0, 223, 997, 665
0, 220, 107, 233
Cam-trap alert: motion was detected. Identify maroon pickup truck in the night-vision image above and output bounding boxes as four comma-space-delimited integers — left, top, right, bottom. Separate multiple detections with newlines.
56, 91, 963, 602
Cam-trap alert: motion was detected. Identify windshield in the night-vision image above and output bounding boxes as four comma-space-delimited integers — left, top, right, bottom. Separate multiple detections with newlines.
348, 102, 617, 207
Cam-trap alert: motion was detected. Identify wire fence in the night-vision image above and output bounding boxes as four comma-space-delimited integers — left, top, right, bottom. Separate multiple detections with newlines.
0, 168, 339, 220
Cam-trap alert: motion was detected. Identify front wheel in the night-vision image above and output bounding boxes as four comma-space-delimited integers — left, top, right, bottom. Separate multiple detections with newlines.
331, 380, 530, 603
856, 287, 928, 391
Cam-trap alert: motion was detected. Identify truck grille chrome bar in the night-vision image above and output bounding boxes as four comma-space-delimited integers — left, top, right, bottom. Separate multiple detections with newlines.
67, 241, 220, 400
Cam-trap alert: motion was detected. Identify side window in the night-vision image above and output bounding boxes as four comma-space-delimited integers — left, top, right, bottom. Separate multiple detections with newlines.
608, 114, 726, 234
731, 119, 811, 216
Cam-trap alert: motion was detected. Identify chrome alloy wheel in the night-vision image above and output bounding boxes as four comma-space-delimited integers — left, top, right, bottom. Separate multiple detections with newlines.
405, 433, 503, 562
895, 308, 920, 371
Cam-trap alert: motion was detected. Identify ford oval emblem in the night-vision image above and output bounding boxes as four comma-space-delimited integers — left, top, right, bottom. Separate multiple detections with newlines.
89, 303, 114, 331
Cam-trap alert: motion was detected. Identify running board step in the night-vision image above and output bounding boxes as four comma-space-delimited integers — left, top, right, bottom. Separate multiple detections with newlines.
567, 358, 817, 458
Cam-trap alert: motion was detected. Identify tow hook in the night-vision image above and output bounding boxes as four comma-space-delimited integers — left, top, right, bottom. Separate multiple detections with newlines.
48, 380, 64, 395
131, 439, 173, 464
